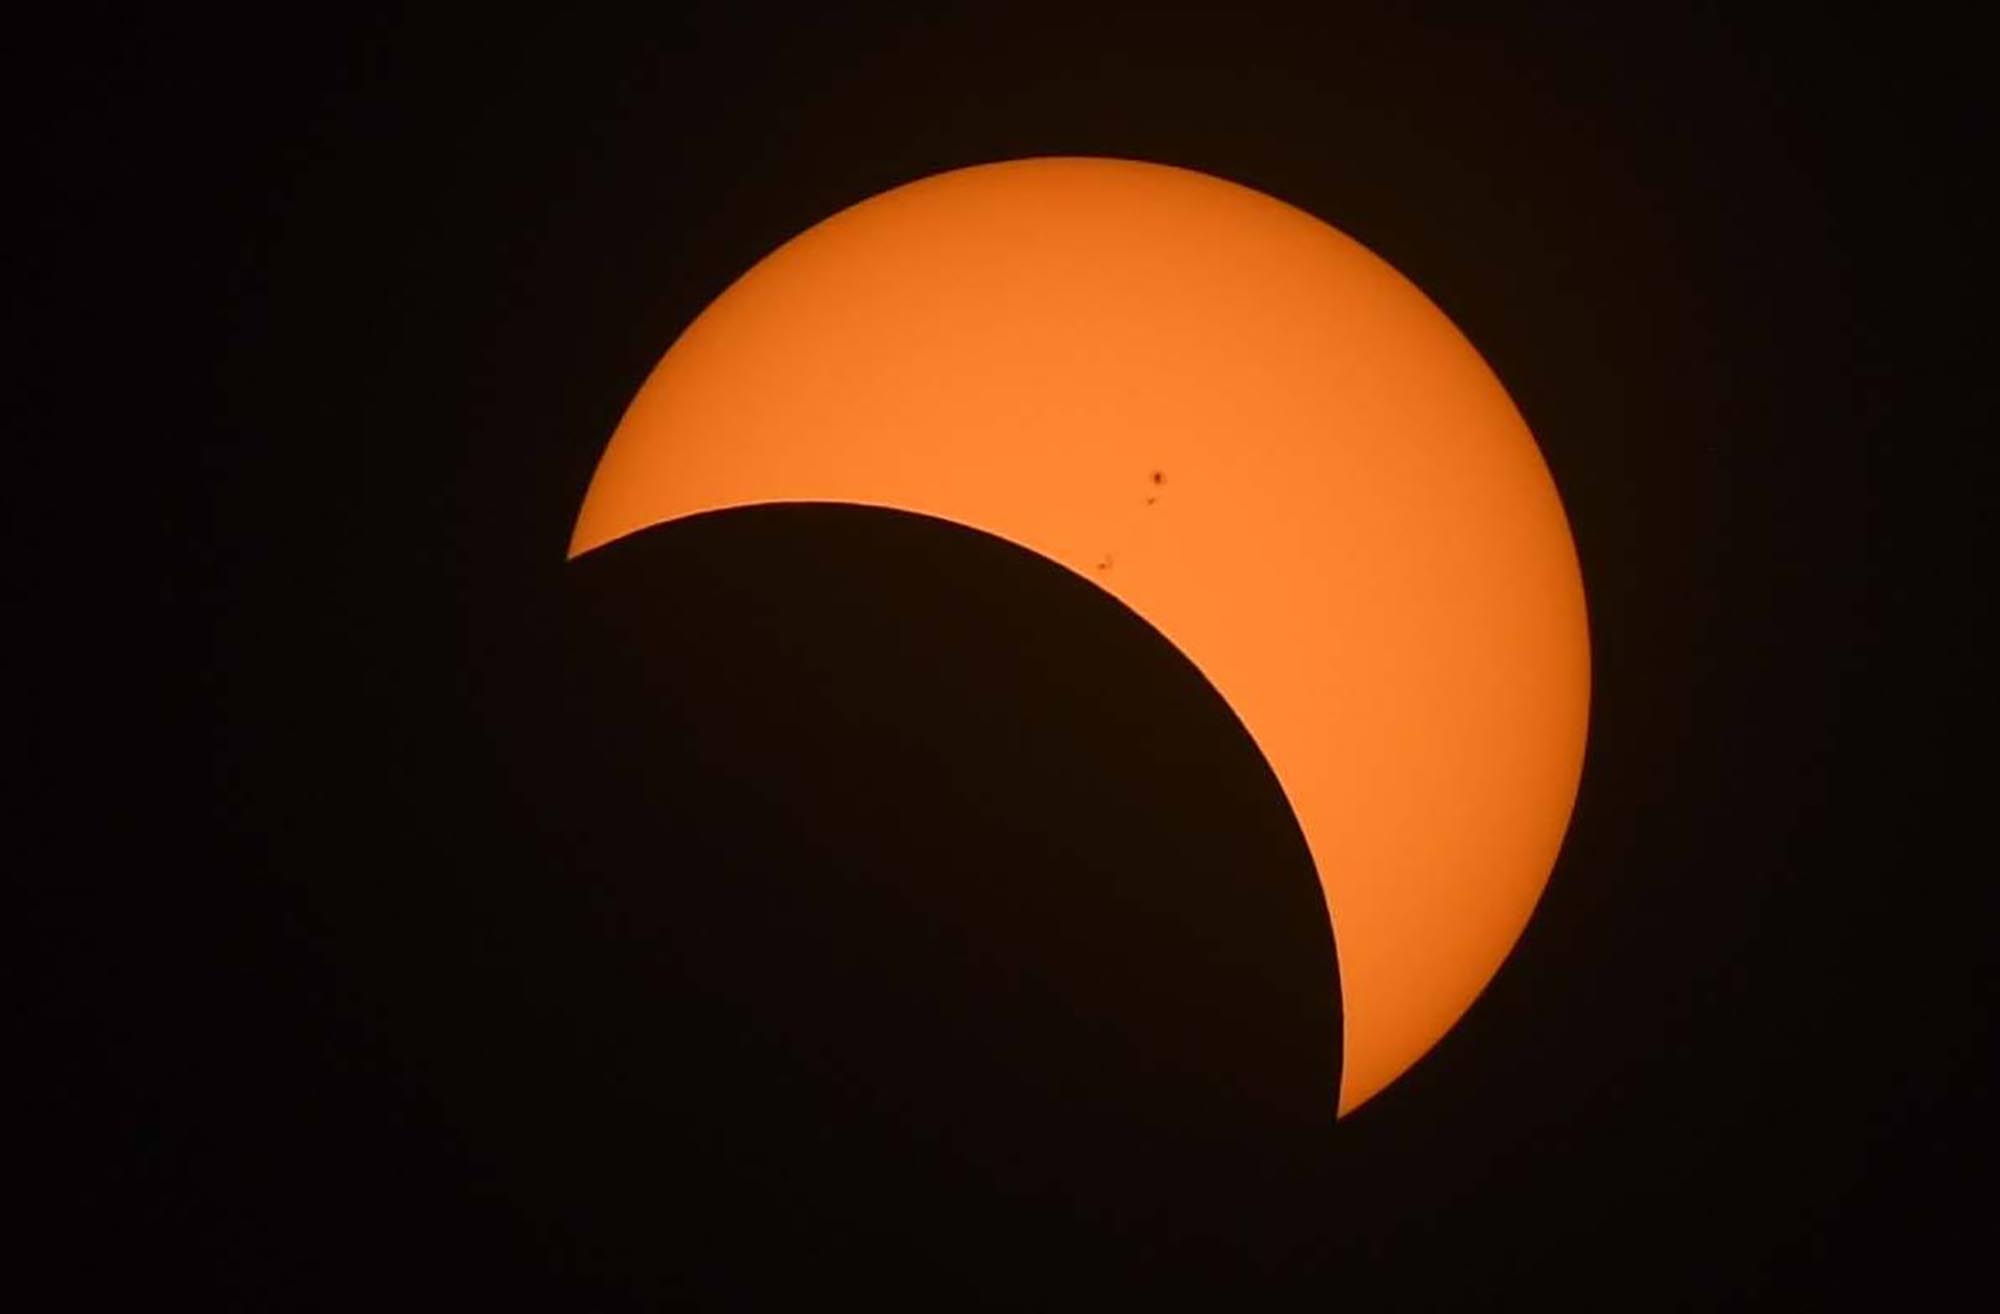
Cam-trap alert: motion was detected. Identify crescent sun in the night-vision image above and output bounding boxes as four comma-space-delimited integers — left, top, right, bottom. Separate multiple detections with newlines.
568, 156, 1590, 1115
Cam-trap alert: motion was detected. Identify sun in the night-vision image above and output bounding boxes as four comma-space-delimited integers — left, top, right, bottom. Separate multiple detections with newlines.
570, 156, 1589, 1115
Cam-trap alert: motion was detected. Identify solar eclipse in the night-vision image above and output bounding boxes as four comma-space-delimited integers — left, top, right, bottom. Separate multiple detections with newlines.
570, 157, 1590, 1114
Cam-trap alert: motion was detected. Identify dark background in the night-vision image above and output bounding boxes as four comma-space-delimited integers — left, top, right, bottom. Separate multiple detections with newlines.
20, 4, 1988, 1307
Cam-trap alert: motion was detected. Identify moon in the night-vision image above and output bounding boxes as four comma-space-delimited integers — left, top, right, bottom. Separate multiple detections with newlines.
569, 156, 1589, 1115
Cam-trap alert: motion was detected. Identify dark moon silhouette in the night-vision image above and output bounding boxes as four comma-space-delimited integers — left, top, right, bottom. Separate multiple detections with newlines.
399, 503, 1343, 1297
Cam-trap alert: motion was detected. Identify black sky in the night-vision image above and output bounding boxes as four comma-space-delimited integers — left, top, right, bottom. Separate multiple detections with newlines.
18, 5, 1989, 1307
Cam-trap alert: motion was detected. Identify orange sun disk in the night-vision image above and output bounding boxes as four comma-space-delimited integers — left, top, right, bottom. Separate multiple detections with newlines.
570, 157, 1590, 1115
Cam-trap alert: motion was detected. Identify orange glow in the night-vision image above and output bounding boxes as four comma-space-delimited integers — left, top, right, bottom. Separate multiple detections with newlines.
570, 158, 1589, 1116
